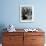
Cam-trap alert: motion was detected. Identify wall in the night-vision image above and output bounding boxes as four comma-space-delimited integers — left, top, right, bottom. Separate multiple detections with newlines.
0, 0, 46, 29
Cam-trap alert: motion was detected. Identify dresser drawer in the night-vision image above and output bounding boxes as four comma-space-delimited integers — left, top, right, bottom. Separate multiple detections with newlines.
32, 36, 45, 44
24, 32, 44, 36
3, 36, 23, 46
32, 44, 44, 46
3, 32, 23, 36
3, 35, 23, 44
3, 43, 23, 46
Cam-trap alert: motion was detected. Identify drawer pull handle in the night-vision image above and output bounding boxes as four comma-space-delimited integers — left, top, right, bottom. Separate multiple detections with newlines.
9, 38, 13, 40
32, 39, 36, 40
9, 38, 12, 40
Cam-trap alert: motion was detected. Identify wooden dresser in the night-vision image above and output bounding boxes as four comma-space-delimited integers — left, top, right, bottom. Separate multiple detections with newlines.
2, 29, 45, 46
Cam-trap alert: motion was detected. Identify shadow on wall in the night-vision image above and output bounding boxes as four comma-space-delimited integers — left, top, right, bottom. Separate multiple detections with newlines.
0, 24, 7, 43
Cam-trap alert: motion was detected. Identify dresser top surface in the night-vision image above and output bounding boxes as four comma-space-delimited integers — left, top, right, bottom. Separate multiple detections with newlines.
3, 29, 45, 33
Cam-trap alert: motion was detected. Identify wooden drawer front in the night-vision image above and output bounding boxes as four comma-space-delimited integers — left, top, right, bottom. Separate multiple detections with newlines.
3, 43, 23, 46
3, 36, 23, 45
32, 44, 44, 46
32, 36, 45, 44
24, 32, 44, 36
3, 32, 23, 36
24, 36, 32, 46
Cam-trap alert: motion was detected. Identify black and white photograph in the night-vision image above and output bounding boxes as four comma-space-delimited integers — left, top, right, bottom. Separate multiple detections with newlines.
20, 5, 34, 22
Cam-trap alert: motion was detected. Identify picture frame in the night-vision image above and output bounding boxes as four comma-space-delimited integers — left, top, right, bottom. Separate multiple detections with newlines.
20, 5, 34, 22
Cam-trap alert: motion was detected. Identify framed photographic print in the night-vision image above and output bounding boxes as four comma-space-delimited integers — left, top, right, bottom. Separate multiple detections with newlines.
20, 5, 34, 22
